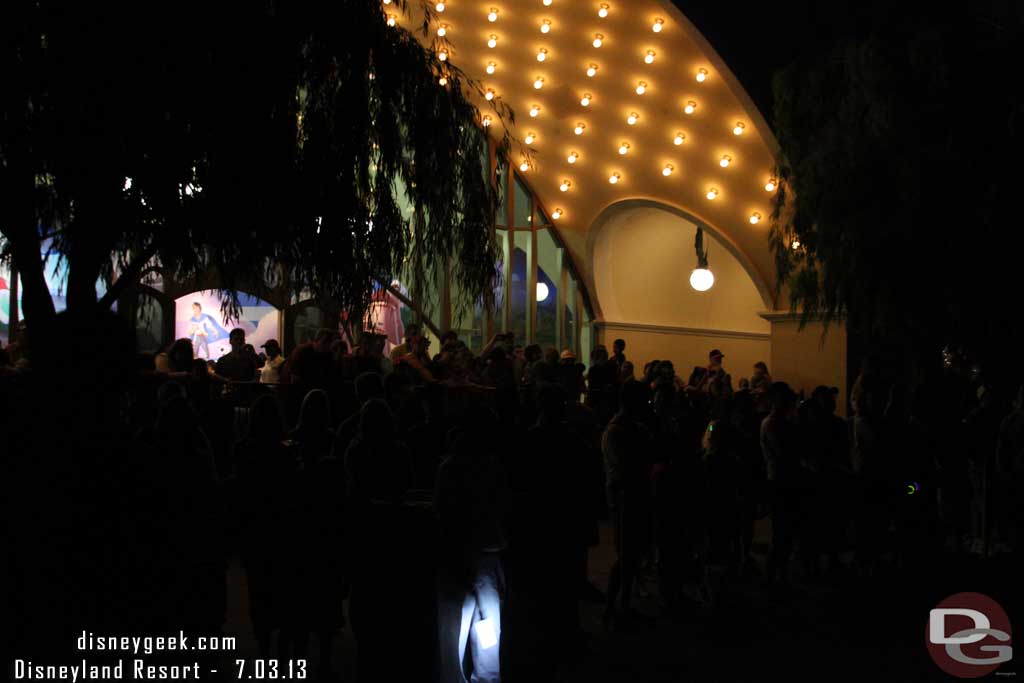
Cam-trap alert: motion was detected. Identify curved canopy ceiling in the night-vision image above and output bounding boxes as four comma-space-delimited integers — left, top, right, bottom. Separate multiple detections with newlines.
394, 0, 780, 302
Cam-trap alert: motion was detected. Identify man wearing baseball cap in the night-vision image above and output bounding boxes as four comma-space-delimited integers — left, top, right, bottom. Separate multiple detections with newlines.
259, 339, 284, 383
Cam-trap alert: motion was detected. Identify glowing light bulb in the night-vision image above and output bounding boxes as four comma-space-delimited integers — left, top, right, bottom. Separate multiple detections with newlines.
593, 34, 604, 48
386, 14, 396, 26
543, 0, 552, 5
765, 178, 777, 192
533, 76, 544, 90
652, 18, 664, 32
750, 212, 762, 224
559, 179, 571, 192
487, 35, 498, 48
706, 187, 718, 200
536, 48, 548, 62
684, 101, 697, 115
438, 76, 448, 85
574, 122, 585, 135
482, 115, 492, 127
383, 0, 391, 4
524, 132, 536, 144
586, 63, 598, 77
618, 142, 630, 155
626, 112, 639, 125
438, 49, 448, 61
437, 24, 448, 36
551, 208, 562, 220
690, 268, 714, 291
791, 240, 801, 249
520, 160, 529, 172
662, 164, 674, 176
673, 132, 685, 146
696, 68, 708, 83
720, 155, 732, 168
529, 104, 541, 117
541, 19, 551, 33
567, 151, 579, 164
488, 7, 498, 22
435, 2, 445, 11
486, 61, 497, 74
580, 93, 592, 106
733, 122, 746, 135
536, 282, 550, 302
598, 4, 609, 18
635, 81, 647, 95
645, 50, 656, 64
484, 89, 495, 101
609, 172, 620, 184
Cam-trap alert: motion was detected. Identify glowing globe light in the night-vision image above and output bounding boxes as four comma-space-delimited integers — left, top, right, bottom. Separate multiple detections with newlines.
487, 35, 498, 48
750, 212, 762, 224
541, 19, 551, 33
386, 14, 396, 26
662, 164, 674, 176
533, 76, 544, 90
543, 0, 552, 5
673, 132, 685, 145
684, 101, 697, 115
486, 61, 497, 74
609, 172, 620, 184
696, 68, 708, 83
529, 104, 541, 117
435, 1, 445, 11
438, 49, 448, 61
593, 34, 604, 48
488, 7, 498, 22
484, 88, 495, 101
574, 122, 585, 135
626, 112, 639, 125
567, 151, 578, 164
536, 48, 548, 62
437, 24, 448, 36
706, 187, 718, 200
653, 18, 664, 32
520, 160, 529, 172
559, 179, 571, 192
586, 63, 598, 77
524, 132, 536, 144
733, 122, 746, 135
598, 4, 610, 18
482, 115, 492, 127
536, 282, 550, 302
580, 93, 592, 106
645, 50, 656, 64
635, 81, 647, 95
690, 268, 715, 292
618, 142, 630, 155
720, 155, 732, 168
551, 208, 563, 219
765, 178, 777, 192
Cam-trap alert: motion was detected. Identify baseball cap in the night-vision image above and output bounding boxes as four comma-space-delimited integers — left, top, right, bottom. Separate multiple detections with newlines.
261, 339, 281, 350
709, 349, 724, 360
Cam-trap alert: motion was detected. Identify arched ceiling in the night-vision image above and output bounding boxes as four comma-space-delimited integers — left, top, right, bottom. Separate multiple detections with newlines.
392, 0, 780, 306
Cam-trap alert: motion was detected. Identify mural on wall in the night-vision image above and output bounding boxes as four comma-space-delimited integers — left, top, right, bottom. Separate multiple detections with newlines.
174, 291, 280, 360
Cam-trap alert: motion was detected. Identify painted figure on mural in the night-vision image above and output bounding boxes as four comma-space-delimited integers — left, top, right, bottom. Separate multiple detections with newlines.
188, 301, 228, 360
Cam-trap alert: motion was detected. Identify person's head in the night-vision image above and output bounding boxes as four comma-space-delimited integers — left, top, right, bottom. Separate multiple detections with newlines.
192, 302, 202, 316
354, 371, 385, 405
524, 344, 542, 364
229, 328, 246, 351
298, 388, 332, 431
243, 343, 256, 357
754, 361, 768, 375
261, 339, 282, 359
440, 329, 459, 349
590, 345, 609, 366
739, 377, 750, 391
613, 338, 625, 354
559, 348, 576, 365
167, 338, 194, 372
314, 327, 337, 352
620, 360, 635, 381
619, 378, 651, 417
414, 334, 431, 356
709, 349, 725, 368
404, 324, 421, 344
543, 346, 560, 365
768, 381, 797, 416
811, 385, 838, 415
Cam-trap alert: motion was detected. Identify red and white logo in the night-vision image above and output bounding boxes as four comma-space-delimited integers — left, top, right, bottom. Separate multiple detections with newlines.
926, 592, 1013, 678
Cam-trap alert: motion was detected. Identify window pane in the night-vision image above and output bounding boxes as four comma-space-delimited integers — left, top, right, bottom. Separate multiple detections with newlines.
494, 229, 508, 332
580, 306, 593, 371
0, 259, 12, 346
536, 229, 559, 350
135, 292, 164, 354
510, 232, 531, 343
564, 277, 577, 356
496, 156, 508, 225
513, 175, 533, 227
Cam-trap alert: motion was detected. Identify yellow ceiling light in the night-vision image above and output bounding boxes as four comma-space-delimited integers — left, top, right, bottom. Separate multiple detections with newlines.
580, 92, 592, 106
524, 132, 537, 145
791, 240, 801, 249
536, 48, 548, 62
662, 164, 674, 177
438, 76, 448, 86
644, 50, 656, 64
484, 88, 496, 101
635, 81, 647, 95
386, 14, 396, 26
435, 1, 445, 11
519, 159, 530, 172
720, 154, 732, 168
487, 7, 499, 22
593, 33, 604, 48
486, 61, 497, 74
543, 0, 552, 5
551, 208, 563, 219
733, 122, 746, 136
618, 142, 630, 155
529, 104, 541, 117
627, 112, 639, 125
673, 132, 686, 145
482, 115, 492, 127
684, 100, 697, 115
706, 187, 719, 200
540, 19, 552, 33
598, 3, 610, 18
567, 151, 579, 164
574, 122, 586, 135
765, 177, 777, 192
436, 24, 448, 36
609, 172, 621, 184
533, 76, 544, 90
559, 179, 571, 192
586, 63, 598, 77
652, 18, 664, 32
438, 49, 448, 62
487, 35, 498, 48
383, 0, 391, 4
750, 212, 762, 224
696, 68, 708, 83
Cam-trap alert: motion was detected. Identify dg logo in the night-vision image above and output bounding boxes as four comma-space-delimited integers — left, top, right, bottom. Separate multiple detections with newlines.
927, 592, 1013, 678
